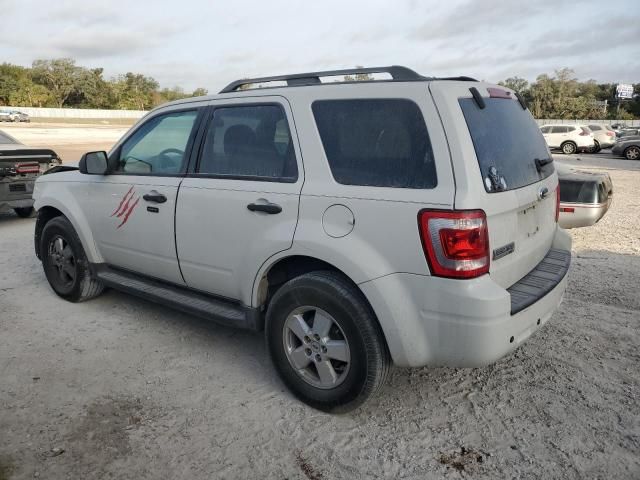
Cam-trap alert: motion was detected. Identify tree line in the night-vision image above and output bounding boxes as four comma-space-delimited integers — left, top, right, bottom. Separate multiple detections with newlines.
0, 59, 638, 118
0, 58, 207, 110
499, 68, 639, 120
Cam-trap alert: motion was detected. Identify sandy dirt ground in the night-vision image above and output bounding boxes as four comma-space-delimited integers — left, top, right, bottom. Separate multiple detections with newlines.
0, 122, 129, 163
0, 142, 639, 479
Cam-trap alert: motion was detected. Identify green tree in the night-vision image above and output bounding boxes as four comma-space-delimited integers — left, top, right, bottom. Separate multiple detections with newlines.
112, 73, 159, 110
498, 76, 529, 94
31, 58, 82, 107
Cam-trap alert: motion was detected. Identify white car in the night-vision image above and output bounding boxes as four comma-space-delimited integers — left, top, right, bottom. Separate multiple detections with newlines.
540, 124, 595, 154
32, 66, 571, 411
586, 124, 616, 151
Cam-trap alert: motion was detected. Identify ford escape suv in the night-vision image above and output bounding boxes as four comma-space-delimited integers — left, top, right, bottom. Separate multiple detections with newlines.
32, 66, 571, 412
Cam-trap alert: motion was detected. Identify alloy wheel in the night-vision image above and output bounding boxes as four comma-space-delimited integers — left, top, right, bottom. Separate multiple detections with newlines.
282, 306, 351, 389
47, 235, 77, 288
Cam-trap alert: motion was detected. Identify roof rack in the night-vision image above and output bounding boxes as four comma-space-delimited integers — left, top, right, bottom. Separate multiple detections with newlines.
219, 65, 430, 93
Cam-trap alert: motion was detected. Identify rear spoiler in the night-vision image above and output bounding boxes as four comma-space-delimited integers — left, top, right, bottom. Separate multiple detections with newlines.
0, 148, 61, 163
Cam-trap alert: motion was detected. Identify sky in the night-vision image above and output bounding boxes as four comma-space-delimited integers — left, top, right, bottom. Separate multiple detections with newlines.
1, 0, 638, 92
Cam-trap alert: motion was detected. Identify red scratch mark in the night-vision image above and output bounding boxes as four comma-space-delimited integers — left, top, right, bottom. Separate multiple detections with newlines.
110, 186, 134, 217
116, 192, 135, 218
117, 197, 140, 229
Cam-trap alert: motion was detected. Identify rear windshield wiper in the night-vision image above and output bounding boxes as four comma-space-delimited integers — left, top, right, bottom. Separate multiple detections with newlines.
534, 157, 553, 172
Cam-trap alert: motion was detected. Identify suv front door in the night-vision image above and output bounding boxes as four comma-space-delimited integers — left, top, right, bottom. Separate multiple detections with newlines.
83, 108, 203, 284
175, 98, 303, 304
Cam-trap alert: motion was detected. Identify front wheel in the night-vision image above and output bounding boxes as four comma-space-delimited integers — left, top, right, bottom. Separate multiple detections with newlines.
625, 146, 640, 160
561, 142, 577, 155
14, 207, 34, 218
40, 216, 104, 302
266, 271, 390, 412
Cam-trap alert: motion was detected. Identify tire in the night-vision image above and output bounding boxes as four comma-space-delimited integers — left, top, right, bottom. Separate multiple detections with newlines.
265, 271, 390, 412
561, 141, 577, 155
624, 146, 640, 160
13, 207, 34, 218
40, 216, 104, 302
594, 140, 601, 153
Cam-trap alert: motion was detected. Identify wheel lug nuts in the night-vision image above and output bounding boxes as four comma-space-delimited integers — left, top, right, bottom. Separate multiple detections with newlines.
315, 354, 322, 362
305, 348, 312, 356
303, 336, 310, 343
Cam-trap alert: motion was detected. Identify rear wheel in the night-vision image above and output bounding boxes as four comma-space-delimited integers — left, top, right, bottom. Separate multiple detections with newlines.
624, 146, 640, 160
14, 207, 34, 218
266, 271, 390, 412
41, 216, 104, 302
561, 141, 577, 155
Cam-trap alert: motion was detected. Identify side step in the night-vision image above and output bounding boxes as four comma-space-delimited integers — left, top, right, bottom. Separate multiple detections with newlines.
94, 266, 263, 331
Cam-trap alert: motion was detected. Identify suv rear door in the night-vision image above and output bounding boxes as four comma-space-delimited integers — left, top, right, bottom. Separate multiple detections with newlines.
429, 82, 559, 288
174, 97, 303, 304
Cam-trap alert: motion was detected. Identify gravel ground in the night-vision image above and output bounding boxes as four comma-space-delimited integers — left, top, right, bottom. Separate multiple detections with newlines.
0, 152, 639, 479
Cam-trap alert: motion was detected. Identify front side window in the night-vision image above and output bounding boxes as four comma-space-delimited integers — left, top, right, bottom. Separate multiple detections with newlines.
551, 126, 566, 134
198, 105, 297, 181
540, 126, 551, 133
116, 110, 198, 174
312, 99, 437, 189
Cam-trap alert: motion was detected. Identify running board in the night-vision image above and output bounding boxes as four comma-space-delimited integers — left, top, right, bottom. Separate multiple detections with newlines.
94, 266, 263, 331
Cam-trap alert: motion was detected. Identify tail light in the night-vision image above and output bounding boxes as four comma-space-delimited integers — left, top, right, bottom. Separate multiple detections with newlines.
556, 186, 561, 222
15, 162, 40, 174
579, 127, 590, 136
418, 210, 489, 279
606, 131, 614, 137
560, 206, 575, 213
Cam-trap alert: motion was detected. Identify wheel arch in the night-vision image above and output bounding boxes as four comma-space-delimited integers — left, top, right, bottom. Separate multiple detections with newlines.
33, 196, 103, 264
252, 254, 392, 349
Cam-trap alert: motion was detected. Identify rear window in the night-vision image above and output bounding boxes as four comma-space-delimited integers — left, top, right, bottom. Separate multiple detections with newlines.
312, 99, 437, 188
559, 179, 602, 204
459, 97, 554, 193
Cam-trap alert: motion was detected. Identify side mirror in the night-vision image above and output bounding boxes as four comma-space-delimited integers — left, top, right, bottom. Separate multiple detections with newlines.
79, 151, 109, 175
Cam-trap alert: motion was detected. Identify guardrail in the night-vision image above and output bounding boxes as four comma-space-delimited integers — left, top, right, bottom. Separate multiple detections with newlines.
3, 107, 146, 119
537, 119, 639, 127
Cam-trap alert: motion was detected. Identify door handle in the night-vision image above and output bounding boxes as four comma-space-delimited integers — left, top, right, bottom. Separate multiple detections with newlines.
247, 202, 282, 214
143, 190, 167, 203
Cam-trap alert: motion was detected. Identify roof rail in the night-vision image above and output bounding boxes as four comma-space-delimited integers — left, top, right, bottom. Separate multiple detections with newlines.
219, 65, 429, 93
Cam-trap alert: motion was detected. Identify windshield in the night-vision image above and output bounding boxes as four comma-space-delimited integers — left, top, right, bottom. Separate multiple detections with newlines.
459, 97, 554, 193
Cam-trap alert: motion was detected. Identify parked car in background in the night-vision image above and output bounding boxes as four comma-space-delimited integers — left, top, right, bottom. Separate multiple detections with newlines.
586, 124, 616, 151
556, 163, 612, 229
0, 110, 30, 122
540, 124, 595, 154
612, 136, 640, 160
610, 123, 629, 136
617, 128, 640, 139
0, 130, 61, 217
8, 110, 30, 122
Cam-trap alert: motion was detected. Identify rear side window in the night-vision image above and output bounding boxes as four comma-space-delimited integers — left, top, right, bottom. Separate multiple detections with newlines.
312, 99, 437, 189
589, 125, 602, 131
198, 105, 297, 181
459, 97, 554, 193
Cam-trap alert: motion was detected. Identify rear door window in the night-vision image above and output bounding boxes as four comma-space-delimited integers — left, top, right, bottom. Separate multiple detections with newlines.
459, 98, 554, 192
312, 99, 437, 189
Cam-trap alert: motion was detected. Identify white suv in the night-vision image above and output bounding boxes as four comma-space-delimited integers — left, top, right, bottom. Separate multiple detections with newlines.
540, 124, 595, 154
33, 66, 571, 412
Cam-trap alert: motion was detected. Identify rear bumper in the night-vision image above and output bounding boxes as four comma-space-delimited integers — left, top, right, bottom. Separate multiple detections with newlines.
559, 202, 609, 229
360, 227, 572, 367
0, 179, 35, 212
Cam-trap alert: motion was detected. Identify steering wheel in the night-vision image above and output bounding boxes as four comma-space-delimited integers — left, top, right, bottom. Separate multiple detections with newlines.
158, 148, 184, 170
